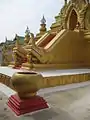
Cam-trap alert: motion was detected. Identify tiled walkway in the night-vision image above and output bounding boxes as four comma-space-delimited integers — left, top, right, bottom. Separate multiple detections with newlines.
1, 82, 90, 120
0, 67, 90, 119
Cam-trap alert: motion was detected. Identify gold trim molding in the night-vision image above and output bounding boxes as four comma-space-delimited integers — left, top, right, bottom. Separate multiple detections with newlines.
0, 72, 90, 90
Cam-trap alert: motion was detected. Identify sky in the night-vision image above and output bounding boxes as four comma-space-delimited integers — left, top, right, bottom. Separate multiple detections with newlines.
0, 0, 66, 43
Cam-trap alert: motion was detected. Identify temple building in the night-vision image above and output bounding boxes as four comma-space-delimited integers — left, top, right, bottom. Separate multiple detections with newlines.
0, 35, 24, 65
0, 16, 47, 65
1, 0, 90, 70
1, 0, 90, 117
10, 0, 90, 70
35, 15, 47, 41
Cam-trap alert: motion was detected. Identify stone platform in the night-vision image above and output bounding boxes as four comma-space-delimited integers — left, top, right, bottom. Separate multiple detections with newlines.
1, 82, 90, 120
0, 67, 90, 88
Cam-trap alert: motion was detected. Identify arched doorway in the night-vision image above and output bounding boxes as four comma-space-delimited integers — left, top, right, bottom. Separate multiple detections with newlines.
69, 10, 78, 30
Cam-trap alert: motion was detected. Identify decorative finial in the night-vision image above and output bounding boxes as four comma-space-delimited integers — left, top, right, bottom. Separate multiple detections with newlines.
24, 26, 30, 44
39, 15, 47, 33
41, 15, 46, 24
25, 26, 30, 36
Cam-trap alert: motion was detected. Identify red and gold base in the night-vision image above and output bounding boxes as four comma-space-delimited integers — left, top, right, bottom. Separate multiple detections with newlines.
7, 94, 49, 116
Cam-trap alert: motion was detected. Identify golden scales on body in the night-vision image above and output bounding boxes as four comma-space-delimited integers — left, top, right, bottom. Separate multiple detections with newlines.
1, 0, 90, 116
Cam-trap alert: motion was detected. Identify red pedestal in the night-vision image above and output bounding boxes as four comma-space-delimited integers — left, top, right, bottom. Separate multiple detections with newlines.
7, 94, 49, 116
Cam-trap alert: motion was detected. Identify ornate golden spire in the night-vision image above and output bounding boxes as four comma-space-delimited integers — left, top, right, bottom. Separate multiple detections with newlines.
25, 26, 30, 36
24, 26, 30, 44
40, 15, 47, 33
41, 15, 46, 24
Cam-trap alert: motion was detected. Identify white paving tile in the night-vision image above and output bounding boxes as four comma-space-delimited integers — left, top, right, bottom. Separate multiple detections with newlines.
0, 83, 16, 97
0, 67, 90, 77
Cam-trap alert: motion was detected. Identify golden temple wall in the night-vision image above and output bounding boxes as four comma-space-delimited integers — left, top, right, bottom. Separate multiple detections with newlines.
42, 73, 89, 88
84, 42, 90, 67
46, 31, 85, 67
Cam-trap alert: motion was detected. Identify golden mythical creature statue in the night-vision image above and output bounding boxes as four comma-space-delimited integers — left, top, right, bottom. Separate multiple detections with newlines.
2, 45, 10, 66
